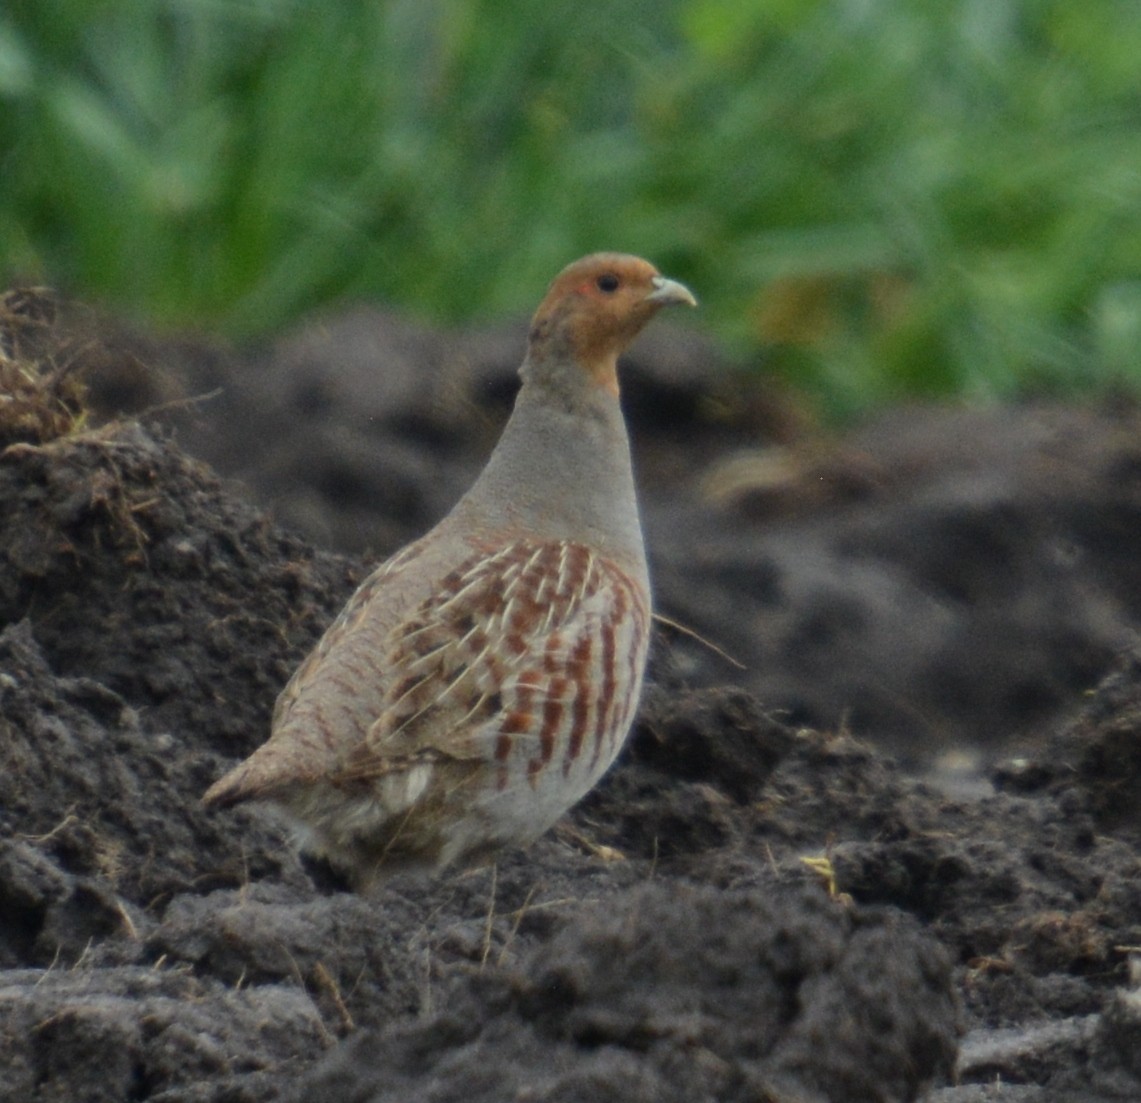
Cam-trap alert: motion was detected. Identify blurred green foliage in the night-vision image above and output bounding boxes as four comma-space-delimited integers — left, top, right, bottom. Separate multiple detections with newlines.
1, 0, 1139, 416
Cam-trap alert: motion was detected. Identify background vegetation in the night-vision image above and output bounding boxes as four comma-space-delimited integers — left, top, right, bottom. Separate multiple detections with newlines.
2, 0, 1139, 417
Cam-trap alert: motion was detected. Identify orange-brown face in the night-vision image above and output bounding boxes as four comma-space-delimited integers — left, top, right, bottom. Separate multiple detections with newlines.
529, 253, 697, 393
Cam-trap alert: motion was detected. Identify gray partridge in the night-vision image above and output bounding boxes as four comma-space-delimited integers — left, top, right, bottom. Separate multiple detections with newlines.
204, 253, 697, 887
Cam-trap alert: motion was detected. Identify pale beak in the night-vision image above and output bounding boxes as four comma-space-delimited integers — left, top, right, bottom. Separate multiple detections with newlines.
647, 275, 698, 308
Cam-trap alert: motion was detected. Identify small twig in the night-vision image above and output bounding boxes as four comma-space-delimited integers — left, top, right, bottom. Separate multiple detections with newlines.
652, 612, 746, 670
17, 811, 79, 844
34, 945, 63, 986
312, 962, 355, 1032
496, 883, 539, 968
283, 949, 334, 1045
420, 941, 434, 1018
480, 864, 498, 971
131, 387, 225, 420
112, 898, 139, 941
763, 841, 779, 877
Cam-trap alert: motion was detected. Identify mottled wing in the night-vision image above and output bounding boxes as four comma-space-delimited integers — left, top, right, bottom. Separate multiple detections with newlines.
272, 539, 427, 731
202, 539, 435, 807
330, 539, 650, 790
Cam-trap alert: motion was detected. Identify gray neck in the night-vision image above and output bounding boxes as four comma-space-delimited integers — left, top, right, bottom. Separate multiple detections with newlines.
448, 370, 647, 582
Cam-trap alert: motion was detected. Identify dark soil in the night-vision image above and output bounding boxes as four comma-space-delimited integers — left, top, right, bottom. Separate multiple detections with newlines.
1, 295, 1140, 1102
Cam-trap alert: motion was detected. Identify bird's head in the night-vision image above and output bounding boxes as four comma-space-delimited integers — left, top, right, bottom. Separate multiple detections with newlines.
527, 253, 697, 395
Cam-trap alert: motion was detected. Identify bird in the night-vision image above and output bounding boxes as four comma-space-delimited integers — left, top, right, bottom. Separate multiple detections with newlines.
203, 252, 697, 888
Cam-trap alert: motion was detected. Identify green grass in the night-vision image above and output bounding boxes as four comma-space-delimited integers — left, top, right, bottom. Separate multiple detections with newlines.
2, 0, 1140, 417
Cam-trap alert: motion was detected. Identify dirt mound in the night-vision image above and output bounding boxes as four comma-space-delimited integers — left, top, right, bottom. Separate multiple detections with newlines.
294, 883, 956, 1103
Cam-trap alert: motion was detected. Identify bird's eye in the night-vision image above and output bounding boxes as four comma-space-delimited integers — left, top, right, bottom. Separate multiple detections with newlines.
596, 273, 620, 293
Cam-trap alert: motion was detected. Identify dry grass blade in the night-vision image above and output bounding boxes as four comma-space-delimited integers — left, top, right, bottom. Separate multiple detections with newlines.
0, 287, 90, 448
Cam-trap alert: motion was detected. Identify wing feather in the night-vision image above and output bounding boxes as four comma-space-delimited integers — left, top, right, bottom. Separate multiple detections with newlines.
328, 539, 647, 788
